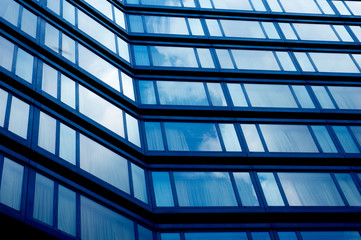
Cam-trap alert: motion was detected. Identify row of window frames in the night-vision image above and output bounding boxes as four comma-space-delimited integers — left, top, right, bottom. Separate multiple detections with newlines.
151, 171, 361, 207
0, 156, 153, 239
128, 15, 361, 43
0, 90, 147, 204
144, 122, 361, 154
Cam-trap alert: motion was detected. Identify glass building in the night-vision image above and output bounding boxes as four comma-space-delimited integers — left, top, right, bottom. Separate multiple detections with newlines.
1, 0, 361, 238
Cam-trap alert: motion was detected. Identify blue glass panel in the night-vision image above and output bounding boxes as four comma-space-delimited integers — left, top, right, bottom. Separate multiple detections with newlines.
207, 83, 227, 106
278, 232, 298, 240
144, 16, 188, 35
258, 172, 284, 206
150, 46, 198, 68
58, 185, 76, 236
328, 86, 361, 110
231, 50, 280, 71
129, 15, 144, 33
0, 0, 20, 26
173, 172, 237, 207
251, 232, 271, 240
161, 233, 181, 240
220, 20, 265, 38
0, 36, 14, 71
133, 45, 150, 66
138, 225, 153, 240
0, 88, 7, 127
21, 8, 37, 38
164, 122, 222, 151
335, 173, 361, 206
301, 231, 361, 240
233, 172, 259, 206
144, 122, 164, 151
311, 126, 337, 153
131, 163, 148, 203
15, 48, 34, 83
152, 172, 174, 207
332, 126, 360, 153
185, 232, 247, 240
33, 174, 54, 225
139, 81, 156, 104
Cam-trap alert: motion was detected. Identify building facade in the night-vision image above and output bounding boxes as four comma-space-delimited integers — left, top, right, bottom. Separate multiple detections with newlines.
1, 0, 361, 239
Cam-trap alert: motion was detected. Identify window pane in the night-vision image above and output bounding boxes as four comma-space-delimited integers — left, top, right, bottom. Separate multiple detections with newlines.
334, 25, 353, 42
126, 113, 141, 147
219, 124, 242, 151
60, 74, 76, 108
129, 15, 144, 33
59, 123, 76, 165
83, 0, 113, 19
233, 172, 259, 206
262, 22, 280, 39
164, 122, 222, 151
332, 126, 360, 153
220, 20, 265, 38
79, 85, 124, 137
114, 8, 126, 29
139, 81, 156, 104
117, 37, 130, 62
335, 173, 361, 206
345, 1, 361, 15
279, 23, 298, 40
0, 158, 24, 210
145, 122, 164, 151
21, 8, 37, 38
328, 86, 361, 110
278, 232, 298, 240
212, 0, 252, 10
241, 124, 264, 152
138, 225, 153, 240
174, 172, 237, 207
206, 19, 222, 37
309, 52, 359, 73
150, 46, 198, 68
279, 0, 321, 14
207, 83, 227, 106
278, 172, 345, 206
215, 49, 234, 69
161, 233, 181, 240
301, 231, 361, 240
81, 196, 135, 240
311, 86, 335, 109
251, 232, 271, 240
78, 45, 120, 91
47, 0, 60, 14
188, 18, 204, 36
144, 16, 188, 35
0, 36, 14, 71
294, 52, 315, 72
15, 48, 34, 83
197, 48, 215, 68
245, 84, 297, 108
185, 232, 248, 240
38, 111, 57, 154
152, 172, 174, 207
33, 174, 54, 225
42, 63, 58, 98
133, 45, 150, 66
227, 83, 247, 107
0, 0, 20, 26
80, 134, 130, 193
61, 34, 76, 63
257, 172, 284, 206
121, 72, 135, 101
63, 0, 75, 25
131, 163, 148, 203
311, 126, 337, 153
293, 23, 339, 41
276, 52, 296, 71
8, 96, 29, 139
0, 88, 8, 127
291, 85, 315, 108
157, 81, 208, 106
260, 124, 319, 153
44, 23, 60, 53
350, 126, 361, 147
58, 185, 76, 236
231, 50, 280, 71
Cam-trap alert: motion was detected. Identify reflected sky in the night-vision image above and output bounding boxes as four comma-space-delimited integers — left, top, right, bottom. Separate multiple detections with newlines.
150, 46, 198, 67
145, 16, 188, 35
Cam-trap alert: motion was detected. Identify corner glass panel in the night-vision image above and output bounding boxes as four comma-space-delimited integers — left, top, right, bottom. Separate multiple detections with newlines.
81, 196, 135, 240
8, 96, 29, 139
244, 84, 297, 108
278, 172, 344, 206
335, 173, 361, 206
301, 231, 361, 240
121, 73, 135, 101
257, 172, 284, 206
38, 111, 57, 154
58, 185, 76, 236
15, 48, 34, 83
59, 123, 76, 165
129, 15, 144, 33
233, 172, 259, 206
117, 37, 130, 62
260, 124, 319, 153
114, 8, 126, 29
219, 124, 242, 152
231, 50, 280, 71
173, 172, 237, 207
0, 36, 14, 71
150, 46, 198, 68
80, 134, 130, 193
332, 126, 360, 153
152, 172, 174, 207
131, 163, 148, 203
125, 113, 141, 147
133, 45, 150, 66
157, 81, 208, 106
33, 173, 54, 225
241, 124, 264, 152
311, 126, 337, 153
206, 83, 227, 107
164, 122, 222, 151
145, 122, 164, 151
0, 158, 24, 210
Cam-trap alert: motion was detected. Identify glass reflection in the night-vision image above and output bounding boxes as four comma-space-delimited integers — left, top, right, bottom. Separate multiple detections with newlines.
150, 46, 198, 68
145, 16, 188, 35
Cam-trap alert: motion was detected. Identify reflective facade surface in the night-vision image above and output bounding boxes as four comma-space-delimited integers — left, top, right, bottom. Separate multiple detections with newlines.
1, 0, 361, 238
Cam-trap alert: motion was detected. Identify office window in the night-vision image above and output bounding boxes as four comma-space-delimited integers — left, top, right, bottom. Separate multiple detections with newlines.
57, 185, 76, 236
308, 53, 360, 73
207, 83, 227, 106
259, 124, 319, 153
8, 96, 30, 139
150, 46, 199, 68
173, 172, 238, 207
59, 123, 76, 165
144, 16, 189, 35
335, 173, 361, 206
257, 172, 285, 206
125, 114, 141, 147
138, 225, 153, 240
33, 173, 54, 225
184, 232, 248, 240
292, 23, 340, 41
328, 86, 361, 110
161, 233, 181, 240
311, 86, 335, 109
145, 122, 164, 151
79, 134, 130, 193
233, 172, 259, 206
278, 232, 298, 240
0, 36, 14, 71
20, 8, 37, 38
301, 231, 361, 240
311, 126, 338, 153
15, 48, 34, 83
278, 0, 322, 14
219, 124, 242, 151
38, 111, 57, 154
131, 163, 148, 203
332, 126, 360, 154
219, 20, 265, 38
231, 50, 281, 71
152, 172, 174, 207
139, 81, 156, 104
164, 122, 222, 151
291, 85, 315, 108
0, 89, 8, 127
1, 0, 19, 25
0, 158, 24, 211
251, 232, 271, 240
211, 0, 253, 11
227, 83, 248, 107
278, 173, 345, 206
241, 124, 265, 152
